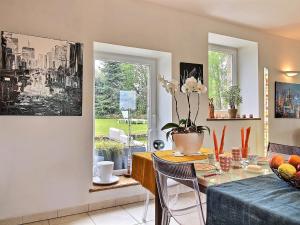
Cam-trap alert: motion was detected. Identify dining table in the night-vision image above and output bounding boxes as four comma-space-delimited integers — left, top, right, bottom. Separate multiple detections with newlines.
131, 149, 277, 225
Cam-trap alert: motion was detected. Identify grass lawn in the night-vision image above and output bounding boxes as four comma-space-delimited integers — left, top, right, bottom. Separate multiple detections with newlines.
95, 118, 148, 137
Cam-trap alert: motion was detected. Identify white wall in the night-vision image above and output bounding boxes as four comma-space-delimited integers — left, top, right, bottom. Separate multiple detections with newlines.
1, 0, 300, 219
157, 54, 173, 149
238, 44, 259, 117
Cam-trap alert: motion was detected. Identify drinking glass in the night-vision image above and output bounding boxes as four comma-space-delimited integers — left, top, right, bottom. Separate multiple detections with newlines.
219, 154, 232, 172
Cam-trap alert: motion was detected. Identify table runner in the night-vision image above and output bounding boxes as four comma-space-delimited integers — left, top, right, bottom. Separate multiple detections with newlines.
131, 149, 209, 194
206, 174, 300, 225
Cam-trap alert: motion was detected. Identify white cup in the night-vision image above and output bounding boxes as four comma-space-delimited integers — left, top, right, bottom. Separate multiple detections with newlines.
98, 161, 114, 182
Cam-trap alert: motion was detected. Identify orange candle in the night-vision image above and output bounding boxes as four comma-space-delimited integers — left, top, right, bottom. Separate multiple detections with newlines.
241, 128, 245, 149
219, 126, 227, 154
243, 127, 251, 158
213, 130, 219, 161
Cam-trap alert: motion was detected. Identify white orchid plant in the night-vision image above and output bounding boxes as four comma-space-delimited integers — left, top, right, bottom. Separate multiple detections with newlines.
159, 75, 210, 140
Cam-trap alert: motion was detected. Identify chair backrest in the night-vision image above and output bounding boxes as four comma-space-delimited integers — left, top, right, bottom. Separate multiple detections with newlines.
109, 128, 125, 141
152, 153, 205, 225
268, 142, 300, 155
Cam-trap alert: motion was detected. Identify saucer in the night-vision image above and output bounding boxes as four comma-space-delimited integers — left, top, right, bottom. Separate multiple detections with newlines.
173, 151, 203, 157
173, 151, 184, 157
93, 175, 120, 185
245, 165, 264, 174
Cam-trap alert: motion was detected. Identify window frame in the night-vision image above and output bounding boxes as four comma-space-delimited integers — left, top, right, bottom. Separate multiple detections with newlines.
93, 52, 158, 174
208, 44, 238, 112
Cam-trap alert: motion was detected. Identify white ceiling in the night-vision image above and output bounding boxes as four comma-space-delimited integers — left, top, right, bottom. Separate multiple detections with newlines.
142, 0, 300, 41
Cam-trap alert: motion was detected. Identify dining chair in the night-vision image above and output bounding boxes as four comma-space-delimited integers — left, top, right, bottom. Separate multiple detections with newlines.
268, 142, 300, 156
152, 153, 205, 225
142, 140, 180, 223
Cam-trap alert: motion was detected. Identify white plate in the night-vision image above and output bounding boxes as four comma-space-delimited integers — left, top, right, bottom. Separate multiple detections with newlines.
173, 151, 203, 157
257, 160, 269, 165
245, 168, 264, 174
173, 151, 184, 157
93, 175, 120, 185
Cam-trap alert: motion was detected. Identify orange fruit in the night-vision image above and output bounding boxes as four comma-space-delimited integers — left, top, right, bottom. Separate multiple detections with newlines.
288, 155, 300, 168
269, 155, 284, 169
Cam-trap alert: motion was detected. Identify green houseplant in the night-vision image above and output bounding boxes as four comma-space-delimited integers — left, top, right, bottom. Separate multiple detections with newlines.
159, 75, 210, 155
95, 138, 124, 169
223, 85, 243, 118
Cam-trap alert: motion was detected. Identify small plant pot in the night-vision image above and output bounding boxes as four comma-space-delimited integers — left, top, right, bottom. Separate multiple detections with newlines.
228, 108, 238, 118
112, 152, 123, 170
101, 150, 112, 161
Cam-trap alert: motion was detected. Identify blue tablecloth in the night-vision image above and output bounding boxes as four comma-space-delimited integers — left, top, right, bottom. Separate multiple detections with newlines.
206, 174, 300, 225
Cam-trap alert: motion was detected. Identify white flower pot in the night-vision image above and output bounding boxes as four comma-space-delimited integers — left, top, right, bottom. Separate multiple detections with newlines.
172, 132, 204, 155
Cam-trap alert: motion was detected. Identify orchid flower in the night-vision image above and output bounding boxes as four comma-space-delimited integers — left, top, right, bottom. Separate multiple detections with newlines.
159, 75, 179, 95
159, 74, 208, 132
159, 74, 210, 140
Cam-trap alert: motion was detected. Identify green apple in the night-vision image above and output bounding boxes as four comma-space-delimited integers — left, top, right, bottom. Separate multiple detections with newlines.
278, 163, 296, 180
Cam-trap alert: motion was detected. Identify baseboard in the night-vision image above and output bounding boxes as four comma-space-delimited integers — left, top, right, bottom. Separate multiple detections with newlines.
0, 193, 154, 225
0, 185, 202, 225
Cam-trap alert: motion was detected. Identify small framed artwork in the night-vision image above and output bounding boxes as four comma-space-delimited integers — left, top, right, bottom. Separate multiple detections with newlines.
119, 90, 136, 111
275, 81, 300, 118
180, 62, 203, 90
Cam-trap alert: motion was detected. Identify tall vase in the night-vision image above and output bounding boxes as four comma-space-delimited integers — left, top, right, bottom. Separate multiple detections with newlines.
172, 132, 204, 155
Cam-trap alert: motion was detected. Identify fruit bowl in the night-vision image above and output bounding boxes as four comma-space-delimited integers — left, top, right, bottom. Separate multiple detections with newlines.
269, 153, 300, 188
271, 167, 300, 188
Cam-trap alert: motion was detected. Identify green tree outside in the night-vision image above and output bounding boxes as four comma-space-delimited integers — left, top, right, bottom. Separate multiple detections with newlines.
208, 50, 233, 110
95, 61, 148, 119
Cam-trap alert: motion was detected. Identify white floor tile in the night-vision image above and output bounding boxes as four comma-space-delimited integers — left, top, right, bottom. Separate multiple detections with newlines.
170, 218, 179, 225
122, 200, 155, 223
142, 218, 178, 225
49, 213, 94, 225
89, 206, 138, 225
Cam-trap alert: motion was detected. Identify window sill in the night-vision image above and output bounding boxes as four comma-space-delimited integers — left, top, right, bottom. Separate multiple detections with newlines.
207, 118, 261, 121
89, 175, 139, 193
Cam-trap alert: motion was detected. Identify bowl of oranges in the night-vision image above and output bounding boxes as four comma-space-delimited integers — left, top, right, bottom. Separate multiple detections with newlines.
269, 153, 300, 188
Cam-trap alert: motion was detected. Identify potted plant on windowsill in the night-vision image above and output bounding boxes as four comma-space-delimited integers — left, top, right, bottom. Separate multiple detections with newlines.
223, 85, 243, 118
95, 139, 124, 170
159, 76, 210, 155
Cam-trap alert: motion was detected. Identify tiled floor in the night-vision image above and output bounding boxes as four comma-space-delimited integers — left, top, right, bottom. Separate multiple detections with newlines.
24, 193, 206, 225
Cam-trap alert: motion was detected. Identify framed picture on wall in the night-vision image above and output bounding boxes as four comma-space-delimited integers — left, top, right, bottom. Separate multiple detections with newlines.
275, 81, 300, 118
0, 31, 83, 116
180, 62, 203, 91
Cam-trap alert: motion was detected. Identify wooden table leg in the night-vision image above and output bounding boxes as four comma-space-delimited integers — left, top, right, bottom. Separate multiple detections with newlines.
155, 186, 162, 225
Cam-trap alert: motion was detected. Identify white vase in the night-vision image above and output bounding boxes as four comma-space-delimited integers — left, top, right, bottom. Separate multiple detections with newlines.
172, 132, 204, 155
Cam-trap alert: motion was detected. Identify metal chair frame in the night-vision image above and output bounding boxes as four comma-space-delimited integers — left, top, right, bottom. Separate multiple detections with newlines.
152, 153, 205, 225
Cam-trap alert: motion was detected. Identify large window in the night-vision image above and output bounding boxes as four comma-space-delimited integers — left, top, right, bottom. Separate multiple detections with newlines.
93, 53, 156, 174
208, 44, 237, 111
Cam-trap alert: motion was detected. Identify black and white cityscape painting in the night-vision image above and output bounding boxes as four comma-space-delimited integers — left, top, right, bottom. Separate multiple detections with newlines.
0, 31, 83, 116
180, 62, 203, 90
